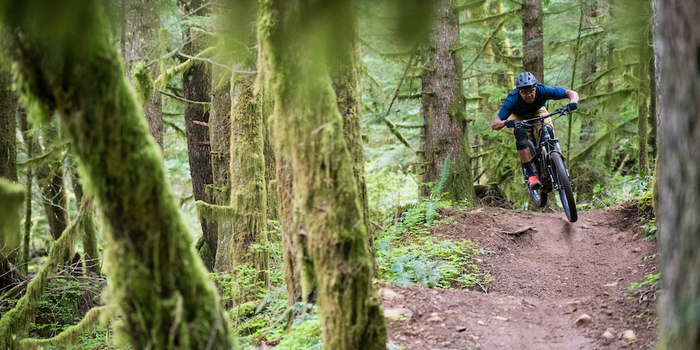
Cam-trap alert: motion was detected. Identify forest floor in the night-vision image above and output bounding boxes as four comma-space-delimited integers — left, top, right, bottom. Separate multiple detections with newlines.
381, 203, 658, 350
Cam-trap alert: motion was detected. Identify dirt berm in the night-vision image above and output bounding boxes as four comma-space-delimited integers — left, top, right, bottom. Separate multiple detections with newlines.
382, 203, 658, 350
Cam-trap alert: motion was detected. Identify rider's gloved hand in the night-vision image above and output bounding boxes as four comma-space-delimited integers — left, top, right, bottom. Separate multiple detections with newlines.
566, 102, 578, 112
504, 120, 516, 128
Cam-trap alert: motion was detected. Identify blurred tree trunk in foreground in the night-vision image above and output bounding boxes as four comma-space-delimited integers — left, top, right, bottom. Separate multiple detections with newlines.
0, 0, 233, 348
656, 0, 700, 348
259, 0, 387, 348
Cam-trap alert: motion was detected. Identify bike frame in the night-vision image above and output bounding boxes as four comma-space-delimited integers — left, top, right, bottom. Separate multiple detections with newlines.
513, 108, 570, 192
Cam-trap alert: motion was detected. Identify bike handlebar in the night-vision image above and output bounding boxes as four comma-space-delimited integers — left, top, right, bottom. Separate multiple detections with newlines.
504, 107, 571, 129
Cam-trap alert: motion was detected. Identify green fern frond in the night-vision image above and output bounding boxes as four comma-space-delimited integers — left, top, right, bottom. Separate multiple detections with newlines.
431, 155, 451, 198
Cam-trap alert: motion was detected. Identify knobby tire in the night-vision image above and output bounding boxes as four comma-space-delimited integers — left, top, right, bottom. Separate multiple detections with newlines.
526, 140, 547, 208
550, 152, 577, 222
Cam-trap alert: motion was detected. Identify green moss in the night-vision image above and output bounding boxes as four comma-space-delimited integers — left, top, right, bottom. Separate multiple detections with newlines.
0, 223, 79, 350
1, 0, 235, 348
258, 0, 387, 347
19, 305, 111, 350
132, 60, 153, 106
446, 100, 466, 121
0, 179, 24, 259
196, 200, 235, 221
230, 301, 258, 321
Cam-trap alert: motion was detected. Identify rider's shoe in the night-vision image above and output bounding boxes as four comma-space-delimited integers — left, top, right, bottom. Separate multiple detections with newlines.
527, 175, 541, 190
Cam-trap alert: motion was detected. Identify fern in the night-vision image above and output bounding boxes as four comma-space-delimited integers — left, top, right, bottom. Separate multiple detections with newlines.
430, 155, 451, 197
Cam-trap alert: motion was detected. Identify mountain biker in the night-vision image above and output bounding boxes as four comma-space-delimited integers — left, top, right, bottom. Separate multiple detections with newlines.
491, 72, 579, 190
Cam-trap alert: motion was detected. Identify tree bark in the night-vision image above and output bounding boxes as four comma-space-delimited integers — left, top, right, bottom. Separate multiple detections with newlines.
420, 0, 477, 204
229, 74, 269, 302
329, 12, 378, 277
521, 0, 544, 82
79, 197, 100, 275
182, 0, 216, 271
124, 0, 163, 148
259, 0, 387, 347
0, 72, 17, 183
210, 67, 233, 273
656, 0, 700, 348
0, 1, 233, 347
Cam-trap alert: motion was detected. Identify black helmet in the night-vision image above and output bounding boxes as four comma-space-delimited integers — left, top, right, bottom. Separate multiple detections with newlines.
515, 72, 537, 89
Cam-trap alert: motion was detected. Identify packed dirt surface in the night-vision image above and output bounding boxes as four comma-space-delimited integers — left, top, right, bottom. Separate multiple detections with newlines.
382, 203, 658, 349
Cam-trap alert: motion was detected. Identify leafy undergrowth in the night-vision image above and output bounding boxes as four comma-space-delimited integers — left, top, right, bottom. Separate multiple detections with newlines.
376, 195, 494, 291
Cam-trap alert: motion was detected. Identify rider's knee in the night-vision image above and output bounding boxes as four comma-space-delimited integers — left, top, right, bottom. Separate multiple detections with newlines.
514, 127, 528, 150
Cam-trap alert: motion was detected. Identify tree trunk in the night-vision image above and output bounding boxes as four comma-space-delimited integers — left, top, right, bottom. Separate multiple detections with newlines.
0, 72, 17, 183
329, 15, 378, 277
182, 1, 216, 271
0, 180, 24, 291
210, 67, 233, 273
259, 0, 387, 347
124, 0, 163, 148
276, 155, 303, 306
521, 0, 544, 82
79, 197, 100, 275
657, 0, 700, 347
229, 75, 269, 302
0, 1, 233, 347
420, 0, 477, 204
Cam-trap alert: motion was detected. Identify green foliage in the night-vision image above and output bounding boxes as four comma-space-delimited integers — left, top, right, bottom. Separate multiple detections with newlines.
377, 225, 493, 289
273, 314, 322, 350
629, 273, 660, 291
365, 163, 418, 226
640, 217, 656, 241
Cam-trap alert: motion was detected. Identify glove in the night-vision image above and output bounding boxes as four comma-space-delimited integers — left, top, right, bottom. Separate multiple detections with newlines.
504, 120, 516, 128
566, 102, 578, 112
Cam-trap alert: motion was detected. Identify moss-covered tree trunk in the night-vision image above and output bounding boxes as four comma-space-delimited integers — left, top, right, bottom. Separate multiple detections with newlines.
210, 67, 233, 273
79, 197, 100, 275
229, 74, 269, 302
259, 0, 387, 348
0, 72, 17, 183
420, 0, 477, 204
0, 178, 23, 297
182, 0, 217, 271
262, 86, 278, 226
0, 1, 233, 348
276, 155, 304, 305
124, 0, 163, 148
328, 13, 378, 277
522, 0, 544, 82
35, 124, 68, 241
656, 0, 700, 348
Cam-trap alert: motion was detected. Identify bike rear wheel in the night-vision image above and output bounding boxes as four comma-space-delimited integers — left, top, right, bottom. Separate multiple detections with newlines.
550, 152, 577, 222
525, 140, 548, 208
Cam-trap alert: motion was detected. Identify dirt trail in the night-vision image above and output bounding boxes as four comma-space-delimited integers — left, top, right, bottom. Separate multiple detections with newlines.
382, 204, 658, 350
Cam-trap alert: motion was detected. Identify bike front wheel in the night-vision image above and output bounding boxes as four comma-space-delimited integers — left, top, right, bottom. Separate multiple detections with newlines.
550, 152, 577, 222
525, 140, 548, 207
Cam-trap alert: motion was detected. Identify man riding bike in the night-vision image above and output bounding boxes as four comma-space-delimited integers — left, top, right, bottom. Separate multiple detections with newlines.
491, 72, 579, 190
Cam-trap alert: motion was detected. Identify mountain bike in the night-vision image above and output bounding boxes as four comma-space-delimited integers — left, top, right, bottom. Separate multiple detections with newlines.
506, 107, 578, 222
